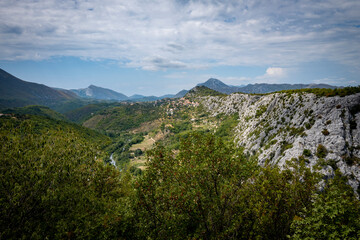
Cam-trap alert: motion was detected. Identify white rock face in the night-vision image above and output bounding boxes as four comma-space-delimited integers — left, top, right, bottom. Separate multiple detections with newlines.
200, 92, 360, 191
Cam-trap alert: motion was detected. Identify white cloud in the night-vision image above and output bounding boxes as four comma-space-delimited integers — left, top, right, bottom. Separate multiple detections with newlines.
0, 0, 359, 71
265, 67, 286, 78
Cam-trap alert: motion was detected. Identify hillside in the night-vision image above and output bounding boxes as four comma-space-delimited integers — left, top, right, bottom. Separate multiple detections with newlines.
0, 68, 76, 109
2, 105, 67, 121
82, 102, 162, 133
186, 85, 225, 98
71, 85, 128, 100
199, 88, 360, 191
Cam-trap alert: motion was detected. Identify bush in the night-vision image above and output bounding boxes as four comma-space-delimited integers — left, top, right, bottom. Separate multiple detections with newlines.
316, 144, 328, 158
322, 128, 330, 136
303, 149, 312, 157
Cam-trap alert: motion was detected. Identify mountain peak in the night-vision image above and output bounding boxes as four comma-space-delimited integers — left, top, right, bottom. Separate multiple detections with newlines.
197, 78, 241, 94
203, 78, 227, 86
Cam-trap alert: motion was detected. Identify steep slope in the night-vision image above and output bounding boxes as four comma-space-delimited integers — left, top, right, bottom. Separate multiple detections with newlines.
200, 88, 360, 191
71, 85, 128, 101
0, 68, 76, 109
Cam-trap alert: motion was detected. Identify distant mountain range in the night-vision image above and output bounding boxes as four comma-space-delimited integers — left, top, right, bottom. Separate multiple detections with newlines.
0, 67, 343, 110
198, 78, 339, 94
70, 85, 183, 102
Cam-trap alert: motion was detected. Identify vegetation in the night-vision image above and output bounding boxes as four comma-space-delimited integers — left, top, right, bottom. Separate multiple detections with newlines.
303, 149, 312, 157
2, 105, 67, 121
2, 87, 360, 239
0, 115, 133, 239
83, 102, 161, 133
316, 144, 328, 158
291, 171, 360, 239
276, 85, 360, 97
322, 128, 330, 135
186, 86, 225, 98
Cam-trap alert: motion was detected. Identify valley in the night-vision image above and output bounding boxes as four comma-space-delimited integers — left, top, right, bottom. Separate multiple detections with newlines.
1, 68, 360, 239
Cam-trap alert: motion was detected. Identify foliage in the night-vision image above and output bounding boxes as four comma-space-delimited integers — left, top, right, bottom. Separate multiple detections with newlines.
291, 170, 360, 239
316, 144, 328, 158
214, 113, 239, 141
186, 86, 225, 98
64, 103, 111, 123
134, 133, 258, 239
3, 105, 67, 121
83, 102, 161, 133
0, 115, 134, 239
303, 149, 312, 157
276, 86, 360, 97
133, 133, 320, 239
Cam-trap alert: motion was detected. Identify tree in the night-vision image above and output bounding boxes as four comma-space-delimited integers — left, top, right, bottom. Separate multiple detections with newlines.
291, 170, 360, 240
134, 132, 258, 239
0, 116, 134, 239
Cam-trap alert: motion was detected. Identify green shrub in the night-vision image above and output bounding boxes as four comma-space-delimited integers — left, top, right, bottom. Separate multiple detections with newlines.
303, 149, 312, 157
316, 144, 328, 158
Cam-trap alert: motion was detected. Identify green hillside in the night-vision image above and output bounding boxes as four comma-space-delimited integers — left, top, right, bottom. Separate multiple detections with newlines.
2, 105, 67, 121
82, 102, 162, 133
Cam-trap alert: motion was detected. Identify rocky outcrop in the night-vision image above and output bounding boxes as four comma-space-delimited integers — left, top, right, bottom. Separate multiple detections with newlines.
200, 92, 360, 191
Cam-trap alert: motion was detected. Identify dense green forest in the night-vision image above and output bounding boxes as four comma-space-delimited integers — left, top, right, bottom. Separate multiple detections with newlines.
1, 94, 360, 239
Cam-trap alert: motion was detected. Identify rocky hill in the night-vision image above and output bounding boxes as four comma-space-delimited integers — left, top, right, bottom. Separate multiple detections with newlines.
200, 90, 360, 191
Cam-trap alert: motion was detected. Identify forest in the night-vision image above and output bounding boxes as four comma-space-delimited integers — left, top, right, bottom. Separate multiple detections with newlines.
1, 88, 360, 239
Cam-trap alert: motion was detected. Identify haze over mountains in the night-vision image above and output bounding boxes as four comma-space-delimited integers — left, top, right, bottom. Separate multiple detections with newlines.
0, 68, 342, 109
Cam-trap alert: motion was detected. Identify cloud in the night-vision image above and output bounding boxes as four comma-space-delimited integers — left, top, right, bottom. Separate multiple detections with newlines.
142, 57, 187, 71
265, 67, 286, 78
0, 0, 359, 71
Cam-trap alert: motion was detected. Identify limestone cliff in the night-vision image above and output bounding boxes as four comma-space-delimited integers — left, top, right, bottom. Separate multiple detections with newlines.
200, 92, 360, 191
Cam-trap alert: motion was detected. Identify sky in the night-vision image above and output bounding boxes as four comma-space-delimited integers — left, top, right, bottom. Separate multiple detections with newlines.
0, 0, 359, 96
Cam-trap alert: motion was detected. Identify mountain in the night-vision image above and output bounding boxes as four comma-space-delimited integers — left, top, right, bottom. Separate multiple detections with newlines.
174, 89, 188, 98
238, 83, 338, 94
197, 78, 242, 94
71, 85, 128, 101
129, 94, 146, 100
0, 68, 76, 109
196, 78, 340, 94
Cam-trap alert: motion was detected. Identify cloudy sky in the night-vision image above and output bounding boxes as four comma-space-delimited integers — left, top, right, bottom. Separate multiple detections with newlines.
0, 0, 359, 96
